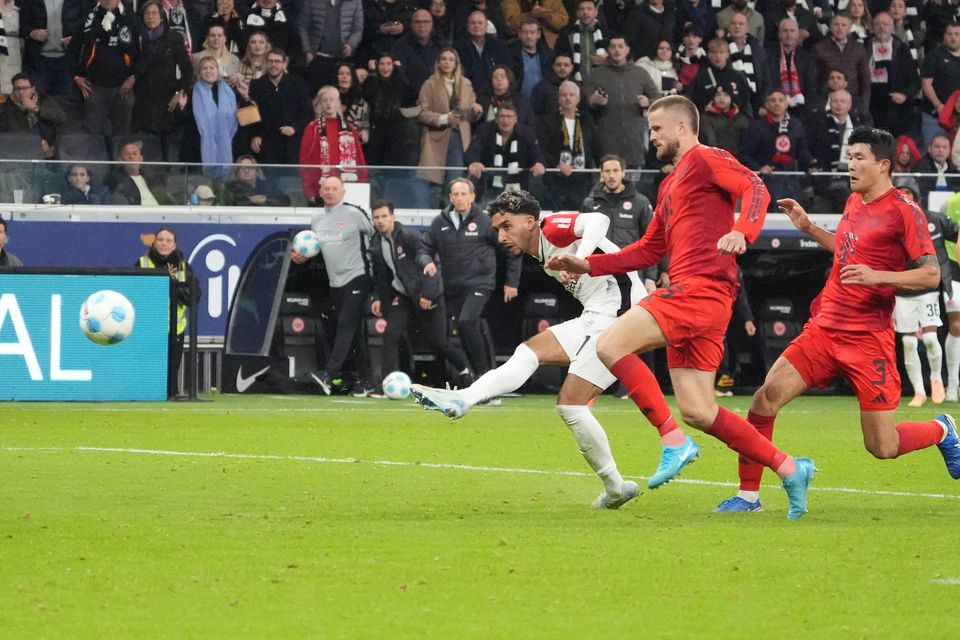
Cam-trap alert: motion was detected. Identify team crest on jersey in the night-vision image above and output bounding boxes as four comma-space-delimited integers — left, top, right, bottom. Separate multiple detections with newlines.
119, 26, 131, 43
838, 230, 857, 264
622, 201, 632, 210
467, 222, 477, 232
929, 222, 936, 233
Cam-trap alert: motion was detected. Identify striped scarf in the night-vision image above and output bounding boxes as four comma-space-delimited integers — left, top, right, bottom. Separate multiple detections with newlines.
559, 115, 585, 170
571, 23, 605, 81
492, 132, 520, 191
0, 15, 7, 56
728, 39, 756, 93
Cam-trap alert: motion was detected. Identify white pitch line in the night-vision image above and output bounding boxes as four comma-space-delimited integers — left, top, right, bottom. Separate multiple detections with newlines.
4, 445, 960, 501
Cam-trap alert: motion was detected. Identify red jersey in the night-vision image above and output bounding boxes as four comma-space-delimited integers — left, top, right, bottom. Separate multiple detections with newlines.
811, 187, 935, 332
586, 144, 768, 295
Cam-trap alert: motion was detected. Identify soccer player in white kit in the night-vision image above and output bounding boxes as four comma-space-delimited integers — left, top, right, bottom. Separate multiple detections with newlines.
411, 190, 642, 509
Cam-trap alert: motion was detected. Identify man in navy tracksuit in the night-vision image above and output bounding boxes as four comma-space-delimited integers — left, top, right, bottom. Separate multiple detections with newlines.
417, 178, 522, 378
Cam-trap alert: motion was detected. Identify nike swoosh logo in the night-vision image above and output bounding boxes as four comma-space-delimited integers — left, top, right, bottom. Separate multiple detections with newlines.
236, 366, 270, 393
441, 226, 451, 231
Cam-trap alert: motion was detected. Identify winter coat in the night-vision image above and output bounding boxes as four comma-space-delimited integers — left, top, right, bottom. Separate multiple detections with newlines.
582, 180, 658, 283
582, 61, 660, 167
298, 0, 363, 55
371, 221, 442, 303
416, 72, 478, 185
133, 26, 192, 134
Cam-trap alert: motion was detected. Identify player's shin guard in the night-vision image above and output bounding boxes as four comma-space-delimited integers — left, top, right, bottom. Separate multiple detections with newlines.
459, 343, 539, 406
736, 411, 776, 491
922, 332, 944, 382
708, 406, 788, 472
895, 420, 945, 456
557, 404, 624, 493
609, 354, 676, 433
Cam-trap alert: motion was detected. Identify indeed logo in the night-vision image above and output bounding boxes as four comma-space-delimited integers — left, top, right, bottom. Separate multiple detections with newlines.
0, 293, 91, 381
189, 234, 242, 322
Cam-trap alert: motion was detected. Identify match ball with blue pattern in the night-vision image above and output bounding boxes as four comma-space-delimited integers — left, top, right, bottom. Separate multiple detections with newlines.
293, 229, 321, 259
382, 371, 412, 400
79, 290, 135, 346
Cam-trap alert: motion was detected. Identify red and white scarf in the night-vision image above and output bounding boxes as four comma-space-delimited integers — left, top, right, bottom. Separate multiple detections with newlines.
313, 115, 361, 182
779, 47, 804, 107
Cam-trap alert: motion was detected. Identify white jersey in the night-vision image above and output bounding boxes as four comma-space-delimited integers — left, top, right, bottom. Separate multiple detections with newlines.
538, 212, 630, 315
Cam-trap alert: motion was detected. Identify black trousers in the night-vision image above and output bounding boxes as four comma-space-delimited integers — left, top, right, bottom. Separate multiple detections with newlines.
445, 289, 492, 376
169, 332, 184, 399
326, 274, 373, 380
381, 292, 470, 376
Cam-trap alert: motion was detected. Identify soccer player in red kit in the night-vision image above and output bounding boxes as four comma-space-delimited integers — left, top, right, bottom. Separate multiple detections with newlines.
714, 126, 960, 513
547, 95, 817, 520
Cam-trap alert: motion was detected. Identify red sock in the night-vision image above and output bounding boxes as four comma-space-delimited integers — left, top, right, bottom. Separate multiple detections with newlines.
738, 411, 776, 491
895, 420, 944, 456
708, 406, 787, 471
610, 354, 675, 433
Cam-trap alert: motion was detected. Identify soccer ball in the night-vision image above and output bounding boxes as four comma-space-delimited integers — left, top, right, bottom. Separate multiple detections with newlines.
382, 371, 412, 400
293, 229, 321, 258
79, 290, 135, 346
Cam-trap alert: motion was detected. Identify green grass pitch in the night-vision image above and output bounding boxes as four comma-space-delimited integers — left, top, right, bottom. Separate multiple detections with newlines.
2, 394, 959, 638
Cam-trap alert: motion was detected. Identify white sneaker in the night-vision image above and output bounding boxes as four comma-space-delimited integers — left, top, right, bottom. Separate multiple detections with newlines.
948, 386, 960, 403
592, 480, 640, 510
410, 384, 469, 419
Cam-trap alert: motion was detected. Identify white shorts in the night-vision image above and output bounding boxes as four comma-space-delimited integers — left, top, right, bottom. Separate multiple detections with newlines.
547, 310, 618, 389
946, 281, 960, 315
894, 291, 943, 332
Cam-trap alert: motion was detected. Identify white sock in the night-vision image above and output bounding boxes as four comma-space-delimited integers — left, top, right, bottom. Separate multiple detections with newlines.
736, 490, 760, 504
946, 334, 960, 389
902, 335, 925, 395
459, 343, 539, 406
557, 404, 624, 495
923, 332, 944, 383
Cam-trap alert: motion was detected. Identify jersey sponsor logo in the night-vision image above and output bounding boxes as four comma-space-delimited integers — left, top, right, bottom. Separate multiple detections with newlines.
464, 231, 478, 236
619, 213, 633, 219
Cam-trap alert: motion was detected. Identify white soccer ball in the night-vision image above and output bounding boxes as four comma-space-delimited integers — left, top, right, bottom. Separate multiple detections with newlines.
79, 290, 136, 346
382, 370, 412, 400
293, 229, 321, 258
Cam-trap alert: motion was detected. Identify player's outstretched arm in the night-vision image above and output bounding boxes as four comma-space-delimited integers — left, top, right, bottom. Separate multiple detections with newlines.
545, 254, 591, 274
840, 254, 940, 291
778, 198, 836, 253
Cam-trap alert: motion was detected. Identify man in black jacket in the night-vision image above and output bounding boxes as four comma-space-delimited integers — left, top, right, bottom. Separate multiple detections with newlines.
867, 12, 920, 138
509, 17, 555, 98
369, 200, 472, 385
455, 10, 512, 89
248, 48, 314, 165
536, 80, 601, 210
21, 0, 75, 95
465, 102, 546, 198
763, 17, 818, 125
530, 52, 573, 116
417, 178, 522, 378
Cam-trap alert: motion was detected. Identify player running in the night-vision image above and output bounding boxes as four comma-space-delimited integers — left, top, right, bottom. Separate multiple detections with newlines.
714, 126, 960, 513
547, 95, 816, 520
411, 190, 642, 510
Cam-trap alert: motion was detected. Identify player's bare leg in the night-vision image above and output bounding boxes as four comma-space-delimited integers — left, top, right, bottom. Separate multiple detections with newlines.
859, 409, 960, 477
557, 374, 638, 509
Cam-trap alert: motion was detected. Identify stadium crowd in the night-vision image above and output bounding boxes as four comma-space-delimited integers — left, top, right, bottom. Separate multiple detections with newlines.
0, 0, 955, 208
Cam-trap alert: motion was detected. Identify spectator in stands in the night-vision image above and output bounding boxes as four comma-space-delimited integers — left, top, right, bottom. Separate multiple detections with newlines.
888, 0, 923, 64
416, 47, 480, 206
726, 10, 768, 113
555, 0, 607, 82
688, 37, 753, 116
0, 72, 66, 158
920, 22, 960, 146
191, 56, 238, 176
476, 65, 535, 130
583, 35, 659, 169
300, 86, 368, 200
360, 0, 416, 65
718, 0, 763, 42
59, 163, 109, 204
362, 51, 419, 167
369, 198, 471, 385
0, 218, 21, 266
636, 39, 679, 97
866, 12, 918, 138
105, 140, 168, 205
892, 133, 921, 173
676, 0, 716, 43
922, 0, 960, 51
763, 0, 819, 48
161, 0, 193, 53
21, 0, 70, 96
244, 0, 296, 58
193, 23, 242, 82
336, 62, 370, 145
674, 23, 705, 91
502, 0, 568, 49
763, 18, 818, 123
699, 86, 749, 156
136, 227, 198, 398
72, 0, 141, 137
300, 0, 363, 94
247, 47, 313, 165
739, 88, 816, 204
813, 14, 870, 107
295, 176, 378, 397
809, 88, 861, 209
841, 0, 871, 41
455, 9, 511, 90
509, 17, 554, 98
206, 0, 244, 56
238, 29, 271, 88
466, 101, 544, 197
428, 0, 454, 46
417, 177, 521, 380
809, 68, 872, 125
915, 133, 959, 195
225, 154, 291, 205
133, 1, 192, 162
450, 1, 507, 42
623, 0, 676, 62
530, 52, 572, 116
390, 8, 441, 93
0, 0, 23, 95
536, 80, 601, 210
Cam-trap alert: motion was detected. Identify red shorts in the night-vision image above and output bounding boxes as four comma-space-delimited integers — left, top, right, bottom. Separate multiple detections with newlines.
782, 321, 900, 411
639, 276, 733, 371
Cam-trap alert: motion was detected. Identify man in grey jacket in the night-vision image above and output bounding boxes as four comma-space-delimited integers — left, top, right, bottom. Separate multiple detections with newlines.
300, 0, 363, 91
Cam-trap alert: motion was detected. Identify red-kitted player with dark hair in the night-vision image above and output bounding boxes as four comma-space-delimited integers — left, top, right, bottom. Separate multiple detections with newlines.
547, 95, 817, 520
